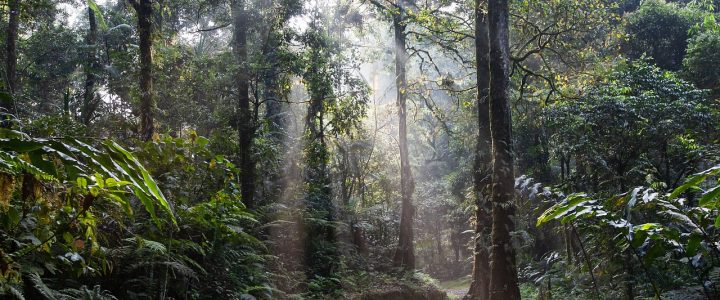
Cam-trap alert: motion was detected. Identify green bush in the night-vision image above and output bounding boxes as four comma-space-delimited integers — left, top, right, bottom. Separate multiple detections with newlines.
684, 31, 720, 93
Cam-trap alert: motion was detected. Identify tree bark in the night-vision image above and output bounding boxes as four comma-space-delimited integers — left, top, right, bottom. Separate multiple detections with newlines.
260, 9, 284, 145
232, 0, 256, 209
82, 6, 99, 125
2, 0, 19, 120
130, 0, 155, 141
302, 25, 338, 283
487, 0, 521, 299
465, 0, 491, 299
391, 2, 416, 271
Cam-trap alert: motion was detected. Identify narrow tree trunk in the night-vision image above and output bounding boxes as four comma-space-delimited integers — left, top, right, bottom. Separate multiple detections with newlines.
392, 4, 416, 271
130, 0, 155, 140
263, 31, 284, 144
305, 88, 336, 278
435, 223, 445, 265
466, 1, 492, 299
82, 6, 99, 125
2, 0, 20, 120
303, 51, 338, 284
232, 0, 255, 208
5, 0, 19, 94
264, 73, 282, 141
487, 0, 521, 299
260, 33, 283, 225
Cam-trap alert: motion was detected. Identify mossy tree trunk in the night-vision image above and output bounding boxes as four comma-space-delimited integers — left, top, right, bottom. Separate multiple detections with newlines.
392, 1, 416, 271
82, 5, 99, 125
232, 0, 256, 209
2, 0, 20, 122
465, 0, 491, 299
129, 0, 156, 141
488, 0, 521, 298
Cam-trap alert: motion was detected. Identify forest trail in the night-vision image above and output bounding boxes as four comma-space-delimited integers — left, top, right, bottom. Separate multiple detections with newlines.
438, 276, 470, 300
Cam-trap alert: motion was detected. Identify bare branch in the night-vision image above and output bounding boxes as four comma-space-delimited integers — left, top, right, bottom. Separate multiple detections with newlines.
193, 23, 232, 33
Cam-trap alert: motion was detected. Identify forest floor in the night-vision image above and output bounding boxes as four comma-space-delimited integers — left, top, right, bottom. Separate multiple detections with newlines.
438, 276, 471, 299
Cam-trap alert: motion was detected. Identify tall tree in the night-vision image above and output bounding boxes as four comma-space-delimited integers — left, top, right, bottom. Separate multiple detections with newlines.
2, 0, 20, 120
82, 3, 100, 125
392, 0, 415, 270
487, 0, 520, 298
302, 13, 340, 291
232, 0, 256, 208
465, 0, 491, 299
367, 0, 416, 271
129, 0, 155, 140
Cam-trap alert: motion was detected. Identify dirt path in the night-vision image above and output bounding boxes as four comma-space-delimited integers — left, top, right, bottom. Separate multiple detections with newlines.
438, 276, 471, 300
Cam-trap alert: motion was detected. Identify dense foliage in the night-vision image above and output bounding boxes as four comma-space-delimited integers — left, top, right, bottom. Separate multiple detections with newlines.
1, 0, 720, 299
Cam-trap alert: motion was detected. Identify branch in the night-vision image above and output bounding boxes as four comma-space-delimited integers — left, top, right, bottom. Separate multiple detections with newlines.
193, 23, 231, 33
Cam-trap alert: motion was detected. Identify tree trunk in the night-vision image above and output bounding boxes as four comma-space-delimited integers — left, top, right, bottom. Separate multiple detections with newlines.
2, 0, 19, 120
263, 31, 284, 144
487, 0, 521, 299
391, 3, 416, 271
130, 0, 155, 141
303, 45, 338, 286
435, 223, 445, 266
82, 6, 99, 125
232, 0, 255, 209
259, 30, 283, 236
465, 1, 492, 299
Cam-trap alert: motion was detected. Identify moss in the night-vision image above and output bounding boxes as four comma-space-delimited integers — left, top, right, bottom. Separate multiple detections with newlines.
0, 174, 15, 209
344, 271, 448, 300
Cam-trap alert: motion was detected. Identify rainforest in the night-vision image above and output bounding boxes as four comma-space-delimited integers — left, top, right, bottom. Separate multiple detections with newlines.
1, 0, 720, 299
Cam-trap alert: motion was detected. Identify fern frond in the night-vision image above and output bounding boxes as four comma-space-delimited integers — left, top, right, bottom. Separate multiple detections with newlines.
59, 285, 118, 300
159, 261, 199, 281
26, 273, 60, 300
0, 151, 54, 181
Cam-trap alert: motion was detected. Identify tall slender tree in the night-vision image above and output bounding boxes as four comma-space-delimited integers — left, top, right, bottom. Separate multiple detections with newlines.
2, 0, 20, 121
302, 12, 340, 290
128, 0, 155, 140
392, 0, 415, 271
82, 4, 100, 125
232, 0, 256, 208
487, 0, 520, 298
259, 0, 285, 144
367, 0, 416, 271
465, 0, 491, 299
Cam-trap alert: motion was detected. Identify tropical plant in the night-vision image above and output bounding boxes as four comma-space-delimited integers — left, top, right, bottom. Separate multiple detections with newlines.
537, 164, 720, 298
0, 123, 174, 298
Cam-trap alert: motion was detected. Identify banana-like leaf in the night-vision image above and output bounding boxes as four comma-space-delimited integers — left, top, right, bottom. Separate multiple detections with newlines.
536, 193, 592, 226
0, 137, 176, 227
669, 165, 720, 200
87, 0, 108, 30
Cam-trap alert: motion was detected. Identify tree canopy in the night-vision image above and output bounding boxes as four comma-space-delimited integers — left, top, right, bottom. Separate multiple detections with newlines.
1, 0, 720, 299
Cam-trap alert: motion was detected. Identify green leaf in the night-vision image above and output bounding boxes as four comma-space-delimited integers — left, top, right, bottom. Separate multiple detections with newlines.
134, 186, 159, 227
104, 193, 133, 216
686, 233, 702, 256
104, 141, 175, 225
537, 193, 591, 226
196, 136, 209, 148
0, 150, 54, 181
670, 165, 720, 200
0, 128, 28, 139
1, 136, 175, 228
699, 186, 720, 208
87, 0, 108, 30
0, 139, 45, 152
